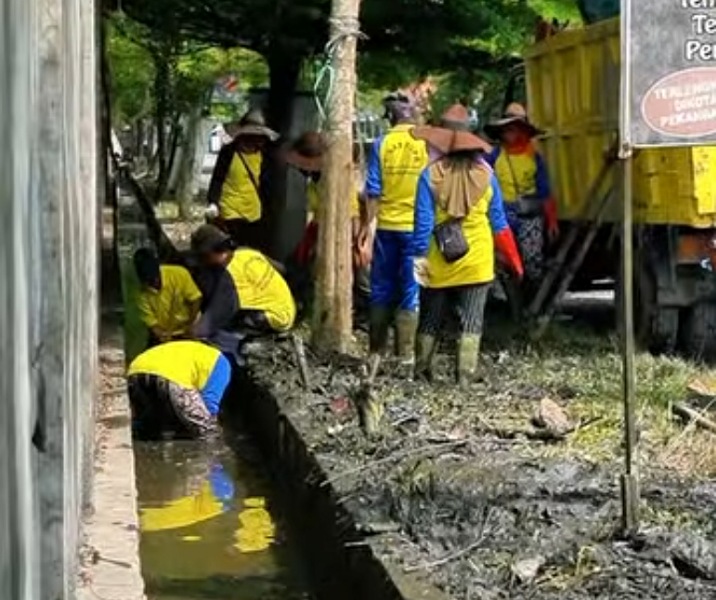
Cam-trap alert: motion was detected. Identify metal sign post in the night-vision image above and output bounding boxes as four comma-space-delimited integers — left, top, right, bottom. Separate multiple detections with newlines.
619, 0, 639, 535
621, 0, 716, 533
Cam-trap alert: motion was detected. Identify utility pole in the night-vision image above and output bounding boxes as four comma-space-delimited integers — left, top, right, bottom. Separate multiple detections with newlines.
312, 0, 362, 353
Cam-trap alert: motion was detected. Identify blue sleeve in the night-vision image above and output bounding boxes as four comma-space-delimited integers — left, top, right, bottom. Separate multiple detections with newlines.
364, 136, 384, 199
535, 152, 551, 200
201, 354, 232, 416
412, 169, 435, 257
485, 147, 500, 168
487, 175, 510, 234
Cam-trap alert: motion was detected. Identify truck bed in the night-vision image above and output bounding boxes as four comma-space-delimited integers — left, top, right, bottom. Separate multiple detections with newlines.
525, 18, 716, 228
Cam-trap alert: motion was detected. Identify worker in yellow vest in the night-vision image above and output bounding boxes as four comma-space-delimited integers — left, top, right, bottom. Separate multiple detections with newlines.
127, 340, 231, 439
133, 248, 202, 347
206, 109, 278, 251
411, 105, 524, 385
190, 224, 296, 363
283, 131, 361, 260
360, 93, 429, 362
485, 103, 558, 290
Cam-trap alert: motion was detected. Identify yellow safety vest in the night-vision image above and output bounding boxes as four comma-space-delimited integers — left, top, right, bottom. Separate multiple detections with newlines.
225, 249, 296, 332
128, 341, 221, 391
377, 124, 429, 232
425, 184, 495, 288
307, 180, 360, 221
219, 151, 262, 221
136, 265, 202, 337
494, 151, 537, 203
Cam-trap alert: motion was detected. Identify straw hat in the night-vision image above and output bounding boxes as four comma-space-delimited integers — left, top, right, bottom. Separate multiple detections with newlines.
412, 104, 492, 155
232, 109, 279, 142
484, 103, 542, 140
282, 131, 326, 172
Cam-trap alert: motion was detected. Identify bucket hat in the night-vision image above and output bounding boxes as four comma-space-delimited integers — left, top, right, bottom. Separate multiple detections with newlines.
232, 109, 279, 142
191, 224, 234, 255
282, 131, 326, 172
412, 104, 493, 155
484, 103, 542, 140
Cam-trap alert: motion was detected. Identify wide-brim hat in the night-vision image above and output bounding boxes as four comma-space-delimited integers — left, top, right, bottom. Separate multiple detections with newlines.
412, 104, 492, 155
282, 131, 326, 172
191, 224, 234, 255
233, 108, 279, 142
484, 103, 542, 140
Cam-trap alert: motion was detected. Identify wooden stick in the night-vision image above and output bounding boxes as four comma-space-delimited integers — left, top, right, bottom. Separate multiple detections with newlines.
291, 333, 312, 390
672, 403, 716, 434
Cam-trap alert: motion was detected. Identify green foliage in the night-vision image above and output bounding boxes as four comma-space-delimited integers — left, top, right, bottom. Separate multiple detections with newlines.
108, 12, 268, 127
529, 0, 583, 21
112, 0, 584, 127
107, 18, 155, 125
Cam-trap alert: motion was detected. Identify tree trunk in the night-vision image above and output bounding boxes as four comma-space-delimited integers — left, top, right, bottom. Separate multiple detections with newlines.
311, 0, 361, 353
174, 107, 203, 219
266, 51, 301, 138
152, 44, 173, 199
264, 51, 302, 256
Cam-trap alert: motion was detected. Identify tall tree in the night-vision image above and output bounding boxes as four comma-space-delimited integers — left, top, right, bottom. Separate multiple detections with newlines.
312, 0, 361, 352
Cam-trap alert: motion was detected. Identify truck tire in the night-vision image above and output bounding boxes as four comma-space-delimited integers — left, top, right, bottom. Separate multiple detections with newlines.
679, 302, 716, 362
617, 259, 679, 355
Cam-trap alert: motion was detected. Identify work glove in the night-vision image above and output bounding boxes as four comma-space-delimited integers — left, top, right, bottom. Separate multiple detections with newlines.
205, 203, 220, 220
494, 229, 524, 280
413, 256, 430, 287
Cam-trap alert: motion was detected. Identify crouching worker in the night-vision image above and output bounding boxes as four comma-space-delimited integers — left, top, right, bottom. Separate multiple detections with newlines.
411, 105, 524, 385
127, 340, 231, 440
133, 248, 203, 347
190, 224, 296, 363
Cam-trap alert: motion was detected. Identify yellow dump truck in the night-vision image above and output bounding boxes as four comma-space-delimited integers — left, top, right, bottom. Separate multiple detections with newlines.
506, 17, 716, 359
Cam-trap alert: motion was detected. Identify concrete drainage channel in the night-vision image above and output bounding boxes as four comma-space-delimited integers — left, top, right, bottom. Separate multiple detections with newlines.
230, 367, 451, 600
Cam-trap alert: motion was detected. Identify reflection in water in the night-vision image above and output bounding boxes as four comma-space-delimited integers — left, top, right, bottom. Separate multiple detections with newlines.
135, 440, 310, 600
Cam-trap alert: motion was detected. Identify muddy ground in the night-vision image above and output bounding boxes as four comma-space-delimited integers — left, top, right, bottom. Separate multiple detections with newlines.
121, 200, 716, 598
245, 311, 716, 600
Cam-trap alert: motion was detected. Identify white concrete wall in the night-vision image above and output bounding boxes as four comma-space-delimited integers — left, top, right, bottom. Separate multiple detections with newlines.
0, 0, 99, 597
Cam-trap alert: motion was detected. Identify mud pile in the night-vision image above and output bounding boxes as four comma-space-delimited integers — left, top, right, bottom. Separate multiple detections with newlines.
244, 328, 716, 599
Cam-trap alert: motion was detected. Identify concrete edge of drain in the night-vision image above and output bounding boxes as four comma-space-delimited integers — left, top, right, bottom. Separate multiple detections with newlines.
235, 370, 452, 600
77, 322, 146, 600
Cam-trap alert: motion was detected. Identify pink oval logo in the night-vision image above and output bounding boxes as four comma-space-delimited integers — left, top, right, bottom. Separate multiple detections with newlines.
641, 67, 716, 138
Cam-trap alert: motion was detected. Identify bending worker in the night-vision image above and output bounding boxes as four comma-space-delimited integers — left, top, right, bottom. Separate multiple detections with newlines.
206, 109, 279, 251
190, 224, 296, 362
485, 103, 558, 291
127, 340, 231, 439
361, 92, 429, 362
411, 105, 523, 385
133, 248, 202, 347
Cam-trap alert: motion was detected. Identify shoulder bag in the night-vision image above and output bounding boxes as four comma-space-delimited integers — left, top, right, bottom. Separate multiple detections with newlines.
504, 153, 543, 218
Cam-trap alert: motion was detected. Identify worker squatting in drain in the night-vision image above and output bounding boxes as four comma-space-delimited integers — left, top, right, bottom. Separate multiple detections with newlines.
128, 226, 296, 440
126, 102, 552, 437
